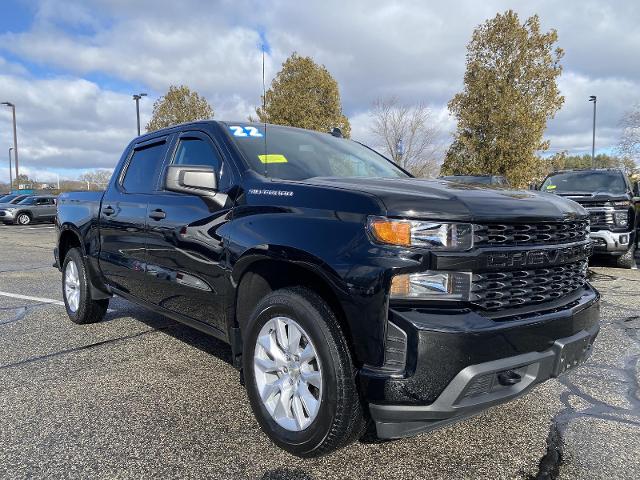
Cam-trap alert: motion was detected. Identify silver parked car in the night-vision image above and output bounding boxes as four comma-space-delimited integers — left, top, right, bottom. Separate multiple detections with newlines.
0, 195, 57, 225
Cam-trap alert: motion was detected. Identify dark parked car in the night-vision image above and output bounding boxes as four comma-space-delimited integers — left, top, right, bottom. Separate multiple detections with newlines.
540, 168, 639, 268
0, 195, 57, 225
55, 121, 600, 457
439, 174, 509, 186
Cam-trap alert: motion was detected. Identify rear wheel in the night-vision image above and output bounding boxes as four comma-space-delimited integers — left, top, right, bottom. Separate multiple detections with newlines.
243, 287, 364, 457
15, 213, 31, 225
62, 248, 109, 324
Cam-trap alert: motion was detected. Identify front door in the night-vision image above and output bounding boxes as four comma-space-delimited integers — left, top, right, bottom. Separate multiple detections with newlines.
99, 136, 170, 298
144, 130, 233, 332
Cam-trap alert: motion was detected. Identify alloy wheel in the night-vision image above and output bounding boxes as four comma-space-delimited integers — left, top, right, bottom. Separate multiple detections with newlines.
253, 316, 323, 431
64, 260, 81, 313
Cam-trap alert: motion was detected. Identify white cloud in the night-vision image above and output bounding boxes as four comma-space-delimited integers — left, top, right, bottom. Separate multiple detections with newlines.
0, 0, 638, 183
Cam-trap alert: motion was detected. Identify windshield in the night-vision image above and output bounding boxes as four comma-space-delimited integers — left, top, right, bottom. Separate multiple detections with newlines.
17, 197, 38, 205
225, 123, 409, 181
541, 171, 627, 194
0, 194, 19, 203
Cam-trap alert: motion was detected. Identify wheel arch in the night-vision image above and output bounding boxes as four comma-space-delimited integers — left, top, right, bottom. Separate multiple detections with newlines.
230, 248, 357, 366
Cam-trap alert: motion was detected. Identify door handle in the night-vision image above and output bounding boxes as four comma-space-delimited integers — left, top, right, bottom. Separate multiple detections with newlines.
102, 205, 115, 216
149, 209, 166, 220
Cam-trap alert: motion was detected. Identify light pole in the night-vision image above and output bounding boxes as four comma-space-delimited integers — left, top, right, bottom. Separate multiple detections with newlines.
1, 101, 18, 182
133, 93, 147, 136
396, 138, 404, 168
589, 95, 597, 168
8, 147, 13, 190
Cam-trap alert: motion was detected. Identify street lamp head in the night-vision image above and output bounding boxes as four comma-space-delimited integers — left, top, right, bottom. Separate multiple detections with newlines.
133, 93, 148, 100
1, 101, 15, 107
589, 95, 597, 102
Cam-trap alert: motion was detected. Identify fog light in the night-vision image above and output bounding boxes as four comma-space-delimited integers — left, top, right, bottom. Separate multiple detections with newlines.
390, 271, 471, 300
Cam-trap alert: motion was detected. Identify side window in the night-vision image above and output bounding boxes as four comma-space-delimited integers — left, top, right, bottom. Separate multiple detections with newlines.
173, 137, 222, 173
122, 141, 167, 194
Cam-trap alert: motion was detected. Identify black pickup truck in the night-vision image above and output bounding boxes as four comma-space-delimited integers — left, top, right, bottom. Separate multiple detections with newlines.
540, 168, 640, 268
55, 121, 600, 457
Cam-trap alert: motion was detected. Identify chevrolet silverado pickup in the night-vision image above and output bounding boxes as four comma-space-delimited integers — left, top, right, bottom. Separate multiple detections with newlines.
541, 168, 640, 268
55, 121, 600, 457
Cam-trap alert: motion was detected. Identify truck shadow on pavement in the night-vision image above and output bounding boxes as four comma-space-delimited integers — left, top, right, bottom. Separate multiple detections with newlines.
104, 296, 235, 366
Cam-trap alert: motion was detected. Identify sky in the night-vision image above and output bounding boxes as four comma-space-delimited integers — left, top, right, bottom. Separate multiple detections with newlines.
0, 0, 638, 183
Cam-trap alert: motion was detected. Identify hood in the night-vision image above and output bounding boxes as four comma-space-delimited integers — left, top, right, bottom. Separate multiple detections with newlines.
305, 177, 587, 223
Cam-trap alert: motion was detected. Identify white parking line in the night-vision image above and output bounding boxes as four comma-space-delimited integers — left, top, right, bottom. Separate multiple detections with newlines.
0, 291, 64, 306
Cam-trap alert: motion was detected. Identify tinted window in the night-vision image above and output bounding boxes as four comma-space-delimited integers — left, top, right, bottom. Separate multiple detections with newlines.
226, 123, 408, 181
122, 142, 167, 193
541, 171, 627, 194
18, 197, 37, 205
11, 195, 28, 204
174, 137, 222, 172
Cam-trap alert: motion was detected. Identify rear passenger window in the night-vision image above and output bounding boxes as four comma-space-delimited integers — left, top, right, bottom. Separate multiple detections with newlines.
122, 141, 167, 193
173, 137, 222, 173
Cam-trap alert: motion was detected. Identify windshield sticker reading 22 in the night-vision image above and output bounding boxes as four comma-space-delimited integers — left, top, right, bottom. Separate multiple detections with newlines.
229, 125, 263, 138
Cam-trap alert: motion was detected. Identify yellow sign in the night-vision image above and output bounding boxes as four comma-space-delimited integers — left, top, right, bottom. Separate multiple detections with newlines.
258, 154, 288, 164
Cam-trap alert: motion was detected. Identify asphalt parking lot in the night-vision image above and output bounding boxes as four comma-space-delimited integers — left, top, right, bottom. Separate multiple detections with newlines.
1, 224, 639, 479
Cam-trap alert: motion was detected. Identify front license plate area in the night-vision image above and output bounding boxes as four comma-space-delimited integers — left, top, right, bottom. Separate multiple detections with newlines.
551, 330, 594, 376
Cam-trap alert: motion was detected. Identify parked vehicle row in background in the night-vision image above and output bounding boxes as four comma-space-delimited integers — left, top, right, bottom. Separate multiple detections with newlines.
540, 168, 639, 268
0, 194, 58, 225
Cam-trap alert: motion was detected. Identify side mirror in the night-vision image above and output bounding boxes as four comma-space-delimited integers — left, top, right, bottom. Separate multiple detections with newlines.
529, 183, 538, 190
165, 165, 217, 196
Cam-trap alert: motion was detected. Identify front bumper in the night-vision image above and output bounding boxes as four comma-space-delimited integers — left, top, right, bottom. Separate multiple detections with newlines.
0, 210, 16, 222
360, 286, 600, 439
589, 229, 633, 253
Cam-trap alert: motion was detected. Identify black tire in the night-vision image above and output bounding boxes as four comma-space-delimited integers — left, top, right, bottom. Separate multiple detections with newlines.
62, 248, 109, 324
616, 243, 636, 269
243, 287, 364, 457
14, 212, 31, 225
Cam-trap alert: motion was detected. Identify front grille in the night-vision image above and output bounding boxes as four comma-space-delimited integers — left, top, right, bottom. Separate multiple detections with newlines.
589, 210, 614, 227
471, 260, 588, 311
576, 200, 608, 208
474, 220, 589, 247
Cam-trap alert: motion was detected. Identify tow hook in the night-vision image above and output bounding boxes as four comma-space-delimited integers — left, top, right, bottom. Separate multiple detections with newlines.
497, 370, 522, 386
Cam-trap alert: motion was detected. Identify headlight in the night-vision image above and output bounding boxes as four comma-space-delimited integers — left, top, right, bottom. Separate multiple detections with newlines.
368, 217, 473, 250
614, 211, 629, 227
390, 271, 471, 300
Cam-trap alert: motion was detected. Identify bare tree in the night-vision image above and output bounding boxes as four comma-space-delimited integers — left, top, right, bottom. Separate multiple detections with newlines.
369, 97, 440, 177
620, 104, 640, 166
79, 169, 113, 187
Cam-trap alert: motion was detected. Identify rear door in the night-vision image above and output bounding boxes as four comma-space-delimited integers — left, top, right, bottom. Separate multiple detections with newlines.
99, 136, 170, 298
144, 129, 233, 331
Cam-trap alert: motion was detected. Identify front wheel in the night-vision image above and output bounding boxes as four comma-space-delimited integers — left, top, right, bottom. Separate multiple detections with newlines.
243, 287, 364, 457
62, 248, 109, 324
15, 213, 31, 225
